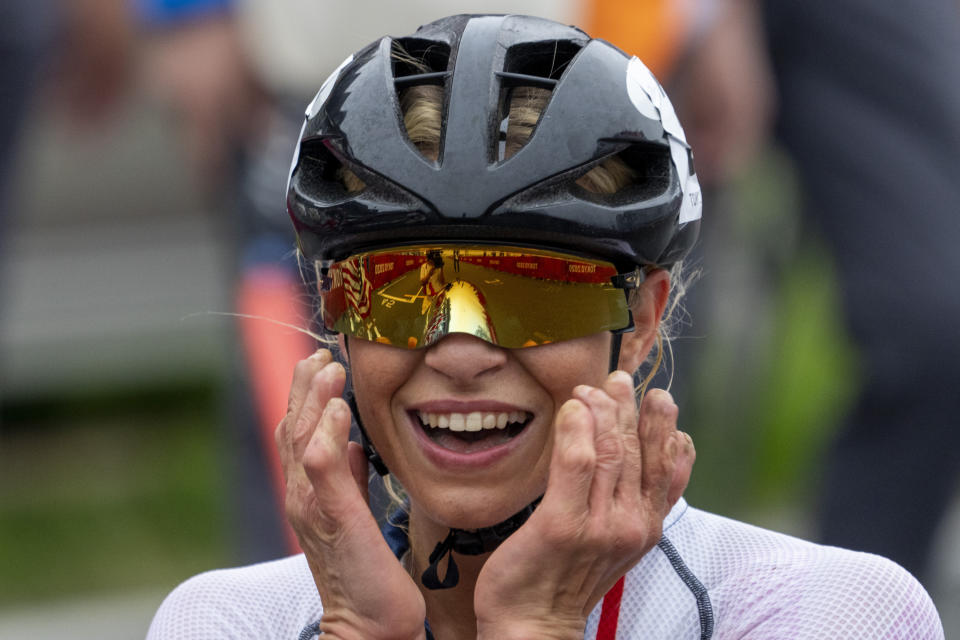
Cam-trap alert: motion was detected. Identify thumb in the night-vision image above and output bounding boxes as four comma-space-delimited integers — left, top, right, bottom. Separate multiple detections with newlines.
347, 441, 370, 505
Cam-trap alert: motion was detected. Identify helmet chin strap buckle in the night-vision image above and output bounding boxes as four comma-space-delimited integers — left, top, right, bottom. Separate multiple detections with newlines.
421, 497, 543, 590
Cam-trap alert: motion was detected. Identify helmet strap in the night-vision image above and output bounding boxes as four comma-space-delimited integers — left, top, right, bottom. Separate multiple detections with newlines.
345, 391, 390, 476
421, 497, 542, 590
342, 336, 390, 476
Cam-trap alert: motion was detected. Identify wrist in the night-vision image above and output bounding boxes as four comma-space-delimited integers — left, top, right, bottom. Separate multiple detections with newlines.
317, 611, 427, 640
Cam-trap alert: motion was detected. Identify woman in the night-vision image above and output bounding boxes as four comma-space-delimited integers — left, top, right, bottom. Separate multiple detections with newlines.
147, 14, 943, 639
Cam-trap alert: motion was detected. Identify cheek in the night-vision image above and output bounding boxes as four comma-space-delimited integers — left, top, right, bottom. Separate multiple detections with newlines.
520, 333, 612, 405
349, 337, 419, 380
348, 341, 418, 430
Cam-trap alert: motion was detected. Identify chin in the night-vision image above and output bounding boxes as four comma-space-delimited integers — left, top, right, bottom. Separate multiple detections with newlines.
414, 483, 543, 532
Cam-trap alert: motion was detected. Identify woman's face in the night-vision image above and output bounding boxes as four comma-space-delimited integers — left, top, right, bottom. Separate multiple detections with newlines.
348, 330, 611, 530
345, 269, 669, 531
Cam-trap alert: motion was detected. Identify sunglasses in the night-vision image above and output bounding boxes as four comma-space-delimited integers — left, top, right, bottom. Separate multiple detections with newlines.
317, 245, 643, 349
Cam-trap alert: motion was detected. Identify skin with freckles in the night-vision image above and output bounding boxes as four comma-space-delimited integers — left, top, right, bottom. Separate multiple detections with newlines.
275, 268, 696, 640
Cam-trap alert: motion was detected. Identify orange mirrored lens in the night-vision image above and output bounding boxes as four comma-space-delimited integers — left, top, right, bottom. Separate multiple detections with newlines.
319, 246, 630, 349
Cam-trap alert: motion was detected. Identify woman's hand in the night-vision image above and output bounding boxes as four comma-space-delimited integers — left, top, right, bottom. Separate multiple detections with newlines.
474, 371, 695, 640
276, 350, 426, 640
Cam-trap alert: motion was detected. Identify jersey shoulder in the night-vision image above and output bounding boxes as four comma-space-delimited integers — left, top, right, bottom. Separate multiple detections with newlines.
145, 554, 321, 640
670, 505, 945, 639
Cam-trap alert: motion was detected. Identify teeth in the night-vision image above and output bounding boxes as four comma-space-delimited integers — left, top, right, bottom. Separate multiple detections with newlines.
418, 410, 528, 431
465, 412, 482, 431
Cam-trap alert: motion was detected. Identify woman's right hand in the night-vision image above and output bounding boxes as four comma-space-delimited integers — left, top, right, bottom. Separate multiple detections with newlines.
276, 350, 426, 640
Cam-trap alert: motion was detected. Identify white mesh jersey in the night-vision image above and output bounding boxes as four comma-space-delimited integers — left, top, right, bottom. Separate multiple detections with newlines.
146, 499, 944, 639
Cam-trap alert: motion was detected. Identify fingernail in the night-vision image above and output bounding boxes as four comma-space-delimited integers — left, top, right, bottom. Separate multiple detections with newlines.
571, 384, 593, 401
558, 398, 584, 420
322, 361, 345, 379
324, 397, 347, 419
650, 388, 675, 404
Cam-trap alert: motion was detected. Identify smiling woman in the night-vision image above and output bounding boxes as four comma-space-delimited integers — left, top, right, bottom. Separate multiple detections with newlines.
146, 13, 944, 640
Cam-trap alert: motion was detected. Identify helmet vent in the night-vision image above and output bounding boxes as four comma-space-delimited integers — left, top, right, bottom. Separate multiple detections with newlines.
574, 143, 672, 203
297, 139, 365, 199
391, 38, 451, 82
495, 41, 584, 162
503, 40, 583, 82
391, 39, 451, 163
497, 86, 551, 162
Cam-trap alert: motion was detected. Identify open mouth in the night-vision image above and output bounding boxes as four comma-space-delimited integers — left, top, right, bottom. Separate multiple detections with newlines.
415, 410, 531, 452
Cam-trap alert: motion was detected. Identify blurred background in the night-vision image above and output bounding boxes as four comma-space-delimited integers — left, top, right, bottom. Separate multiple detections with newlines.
1, 1, 958, 638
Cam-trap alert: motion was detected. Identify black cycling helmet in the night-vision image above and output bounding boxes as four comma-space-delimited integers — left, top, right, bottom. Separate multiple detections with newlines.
286, 13, 701, 271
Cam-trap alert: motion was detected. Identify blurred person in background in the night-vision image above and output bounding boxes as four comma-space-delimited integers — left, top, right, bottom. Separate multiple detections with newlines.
659, 0, 960, 585
0, 1, 58, 296
1, 0, 131, 410
763, 0, 960, 584
0, 2, 53, 227
2, 0, 136, 213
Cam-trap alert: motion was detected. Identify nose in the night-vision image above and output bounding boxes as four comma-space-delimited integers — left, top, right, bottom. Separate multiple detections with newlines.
423, 332, 508, 384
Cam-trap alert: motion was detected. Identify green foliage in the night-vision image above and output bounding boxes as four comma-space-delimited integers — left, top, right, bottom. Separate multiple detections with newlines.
683, 149, 860, 520
0, 386, 228, 605
749, 247, 859, 506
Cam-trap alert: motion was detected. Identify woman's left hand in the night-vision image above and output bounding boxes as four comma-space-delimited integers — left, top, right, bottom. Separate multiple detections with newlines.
474, 371, 695, 640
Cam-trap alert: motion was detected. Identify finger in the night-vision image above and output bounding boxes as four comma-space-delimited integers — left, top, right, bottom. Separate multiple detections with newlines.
347, 441, 370, 506
543, 398, 596, 522
302, 396, 361, 516
288, 349, 334, 415
571, 384, 622, 512
602, 371, 643, 497
666, 431, 696, 510
277, 350, 334, 466
292, 362, 346, 463
638, 389, 679, 512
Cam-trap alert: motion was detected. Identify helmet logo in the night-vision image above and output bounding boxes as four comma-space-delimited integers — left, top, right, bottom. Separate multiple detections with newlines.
672, 137, 702, 224
625, 57, 662, 123
626, 57, 686, 143
626, 57, 702, 225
